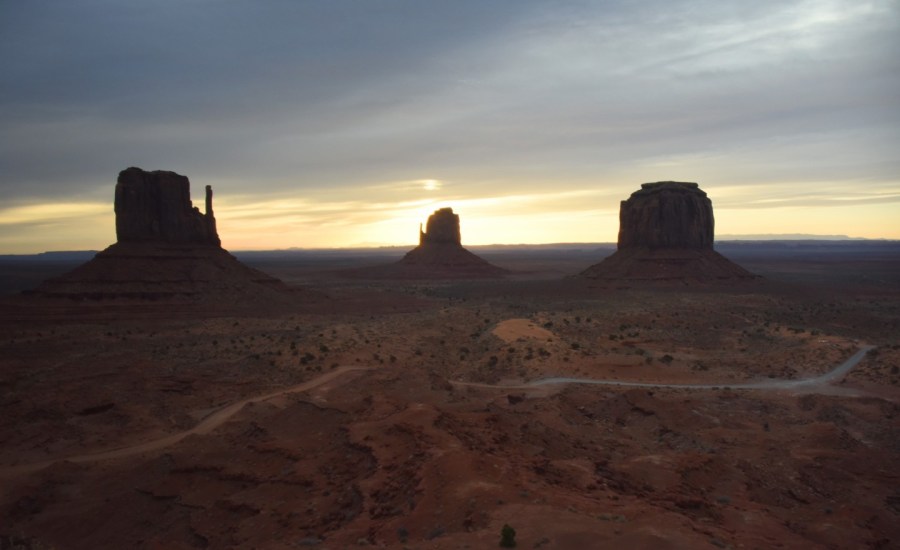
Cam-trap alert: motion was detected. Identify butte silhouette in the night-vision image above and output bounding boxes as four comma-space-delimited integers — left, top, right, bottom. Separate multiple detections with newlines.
358, 207, 507, 279
581, 181, 755, 281
34, 167, 287, 300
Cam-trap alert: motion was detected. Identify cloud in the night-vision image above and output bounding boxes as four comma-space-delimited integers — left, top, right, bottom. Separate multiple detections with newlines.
0, 202, 109, 226
0, 201, 112, 253
1, 0, 899, 251
714, 181, 900, 209
213, 185, 623, 249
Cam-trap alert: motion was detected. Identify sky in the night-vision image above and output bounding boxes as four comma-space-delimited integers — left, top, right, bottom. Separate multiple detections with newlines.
1, 0, 898, 253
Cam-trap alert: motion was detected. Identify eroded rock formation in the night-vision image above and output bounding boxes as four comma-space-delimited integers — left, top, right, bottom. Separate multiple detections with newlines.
351, 208, 507, 279
419, 207, 461, 246
33, 168, 290, 302
618, 182, 713, 250
115, 167, 220, 246
581, 182, 755, 281
399, 208, 507, 278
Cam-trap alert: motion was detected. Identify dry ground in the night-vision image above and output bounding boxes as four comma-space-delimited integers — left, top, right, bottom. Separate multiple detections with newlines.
1, 250, 898, 549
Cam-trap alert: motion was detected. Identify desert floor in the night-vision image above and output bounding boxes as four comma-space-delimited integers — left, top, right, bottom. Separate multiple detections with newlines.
1, 246, 898, 549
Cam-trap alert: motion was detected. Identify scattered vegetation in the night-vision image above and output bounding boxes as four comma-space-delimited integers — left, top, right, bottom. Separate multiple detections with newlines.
500, 524, 517, 547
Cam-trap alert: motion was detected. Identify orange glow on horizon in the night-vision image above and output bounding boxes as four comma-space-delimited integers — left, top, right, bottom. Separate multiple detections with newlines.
1, 186, 898, 254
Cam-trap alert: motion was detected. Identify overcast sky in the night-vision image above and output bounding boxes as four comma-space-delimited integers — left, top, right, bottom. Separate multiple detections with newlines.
1, 0, 898, 253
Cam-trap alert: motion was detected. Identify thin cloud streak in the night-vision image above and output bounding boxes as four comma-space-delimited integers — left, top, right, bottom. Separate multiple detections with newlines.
0, 202, 109, 226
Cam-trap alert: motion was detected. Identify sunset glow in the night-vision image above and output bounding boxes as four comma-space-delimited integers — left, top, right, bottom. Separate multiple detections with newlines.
1, 1, 898, 253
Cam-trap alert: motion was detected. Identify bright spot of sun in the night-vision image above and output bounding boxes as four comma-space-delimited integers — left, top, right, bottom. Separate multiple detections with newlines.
421, 179, 441, 191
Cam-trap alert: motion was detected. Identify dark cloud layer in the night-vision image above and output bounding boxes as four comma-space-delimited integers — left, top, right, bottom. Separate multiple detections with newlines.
1, 0, 898, 249
1, 1, 542, 192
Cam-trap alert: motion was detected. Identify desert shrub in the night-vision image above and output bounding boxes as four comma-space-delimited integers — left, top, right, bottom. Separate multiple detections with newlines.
500, 524, 517, 547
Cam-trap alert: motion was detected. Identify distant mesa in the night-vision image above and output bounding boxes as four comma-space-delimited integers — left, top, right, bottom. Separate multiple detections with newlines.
33, 167, 288, 301
353, 207, 507, 279
581, 181, 756, 281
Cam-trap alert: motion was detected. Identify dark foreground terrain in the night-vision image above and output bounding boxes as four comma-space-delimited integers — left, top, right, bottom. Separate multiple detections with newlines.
1, 241, 898, 549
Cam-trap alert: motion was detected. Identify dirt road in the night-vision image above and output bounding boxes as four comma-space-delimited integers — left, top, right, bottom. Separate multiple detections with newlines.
453, 345, 876, 391
2, 347, 876, 479
0, 366, 371, 479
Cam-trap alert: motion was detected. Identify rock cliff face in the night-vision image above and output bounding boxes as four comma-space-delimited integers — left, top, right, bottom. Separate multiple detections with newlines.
34, 168, 289, 302
618, 182, 713, 250
581, 182, 755, 281
419, 207, 461, 245
352, 208, 507, 279
115, 167, 220, 246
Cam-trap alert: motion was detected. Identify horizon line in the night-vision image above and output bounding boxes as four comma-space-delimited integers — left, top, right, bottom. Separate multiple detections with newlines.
3, 235, 899, 257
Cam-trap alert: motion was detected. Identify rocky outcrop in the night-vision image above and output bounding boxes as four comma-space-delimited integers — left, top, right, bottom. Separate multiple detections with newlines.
618, 182, 713, 250
419, 207, 461, 245
115, 167, 220, 246
400, 208, 506, 277
350, 208, 507, 279
581, 182, 755, 281
33, 168, 291, 302
32, 242, 289, 302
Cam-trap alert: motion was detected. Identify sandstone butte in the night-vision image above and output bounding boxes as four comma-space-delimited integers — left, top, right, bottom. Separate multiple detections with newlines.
114, 167, 220, 246
348, 207, 507, 279
393, 207, 508, 278
581, 181, 756, 281
33, 167, 287, 301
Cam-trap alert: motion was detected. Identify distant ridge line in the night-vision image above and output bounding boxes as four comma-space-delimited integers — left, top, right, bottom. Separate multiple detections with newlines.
3, 237, 899, 258
716, 234, 868, 240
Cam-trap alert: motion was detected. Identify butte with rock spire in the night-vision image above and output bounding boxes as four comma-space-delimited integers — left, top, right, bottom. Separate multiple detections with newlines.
355, 207, 507, 279
33, 167, 288, 301
394, 207, 507, 278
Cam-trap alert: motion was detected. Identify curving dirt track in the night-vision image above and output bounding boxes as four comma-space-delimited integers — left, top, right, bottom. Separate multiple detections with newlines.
0, 346, 876, 480
0, 365, 371, 479
452, 345, 876, 391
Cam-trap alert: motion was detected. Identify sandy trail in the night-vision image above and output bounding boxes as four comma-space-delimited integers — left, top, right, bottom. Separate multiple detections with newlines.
1, 347, 876, 479
453, 346, 876, 391
0, 366, 371, 479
